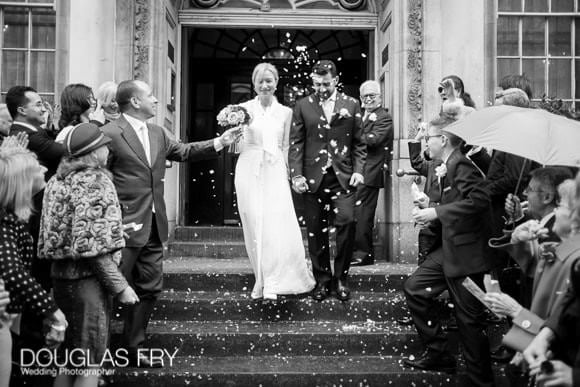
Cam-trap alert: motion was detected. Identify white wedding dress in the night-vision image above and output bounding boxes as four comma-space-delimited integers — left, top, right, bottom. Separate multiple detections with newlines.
235, 97, 315, 299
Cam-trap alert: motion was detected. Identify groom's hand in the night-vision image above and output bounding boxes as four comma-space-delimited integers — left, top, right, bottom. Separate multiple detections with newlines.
292, 176, 309, 194
349, 172, 364, 187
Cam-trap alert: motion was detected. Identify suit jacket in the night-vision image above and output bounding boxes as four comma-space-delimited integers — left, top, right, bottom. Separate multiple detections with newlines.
435, 148, 493, 278
9, 122, 64, 181
289, 92, 366, 193
101, 115, 217, 247
361, 107, 392, 187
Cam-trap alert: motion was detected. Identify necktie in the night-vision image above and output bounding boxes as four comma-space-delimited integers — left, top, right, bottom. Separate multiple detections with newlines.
138, 125, 151, 165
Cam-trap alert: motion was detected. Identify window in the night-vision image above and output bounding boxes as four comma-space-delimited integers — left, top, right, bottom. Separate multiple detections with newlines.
0, 1, 56, 103
497, 0, 580, 108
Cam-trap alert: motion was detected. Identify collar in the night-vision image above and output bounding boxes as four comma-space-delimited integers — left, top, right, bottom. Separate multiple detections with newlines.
539, 212, 556, 228
321, 90, 338, 104
14, 121, 39, 132
442, 150, 453, 165
123, 113, 146, 132
555, 233, 580, 262
253, 96, 279, 112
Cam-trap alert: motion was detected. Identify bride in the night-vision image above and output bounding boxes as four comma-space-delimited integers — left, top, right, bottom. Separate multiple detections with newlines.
235, 62, 315, 300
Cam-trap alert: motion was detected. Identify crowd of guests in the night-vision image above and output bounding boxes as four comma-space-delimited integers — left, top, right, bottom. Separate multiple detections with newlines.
0, 80, 240, 387
0, 67, 580, 387
401, 73, 580, 387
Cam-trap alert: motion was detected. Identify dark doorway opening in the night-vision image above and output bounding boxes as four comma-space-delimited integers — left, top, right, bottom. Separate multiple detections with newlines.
182, 28, 370, 226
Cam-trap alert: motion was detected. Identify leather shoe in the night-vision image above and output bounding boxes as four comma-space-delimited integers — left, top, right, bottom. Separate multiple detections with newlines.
127, 352, 163, 368
335, 280, 351, 301
351, 257, 374, 266
403, 349, 456, 373
311, 283, 329, 301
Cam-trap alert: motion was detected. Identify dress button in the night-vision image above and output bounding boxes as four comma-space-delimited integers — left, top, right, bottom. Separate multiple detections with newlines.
522, 320, 531, 329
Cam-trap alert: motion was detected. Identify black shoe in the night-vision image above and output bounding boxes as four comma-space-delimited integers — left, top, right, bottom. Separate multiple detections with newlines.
490, 346, 514, 363
403, 349, 457, 373
127, 352, 164, 368
335, 280, 351, 301
397, 315, 414, 326
311, 283, 329, 302
351, 257, 374, 266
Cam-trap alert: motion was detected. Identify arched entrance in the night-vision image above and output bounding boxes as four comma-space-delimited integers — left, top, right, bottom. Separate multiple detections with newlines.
181, 27, 372, 225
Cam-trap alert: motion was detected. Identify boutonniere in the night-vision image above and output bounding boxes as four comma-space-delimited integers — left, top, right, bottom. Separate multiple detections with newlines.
338, 108, 351, 119
368, 112, 377, 122
434, 164, 447, 179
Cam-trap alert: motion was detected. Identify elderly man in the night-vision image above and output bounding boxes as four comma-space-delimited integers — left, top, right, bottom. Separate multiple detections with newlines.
102, 80, 240, 367
403, 115, 495, 386
351, 80, 393, 266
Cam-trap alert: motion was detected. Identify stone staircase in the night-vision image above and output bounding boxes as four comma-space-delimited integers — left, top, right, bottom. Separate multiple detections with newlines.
108, 226, 506, 386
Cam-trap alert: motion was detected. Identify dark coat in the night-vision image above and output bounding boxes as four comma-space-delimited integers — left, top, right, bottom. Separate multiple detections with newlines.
101, 115, 217, 247
435, 148, 494, 278
408, 141, 442, 203
361, 107, 393, 187
289, 92, 366, 193
9, 122, 64, 182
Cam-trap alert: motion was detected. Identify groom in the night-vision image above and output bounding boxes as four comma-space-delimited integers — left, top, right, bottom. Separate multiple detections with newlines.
289, 60, 366, 301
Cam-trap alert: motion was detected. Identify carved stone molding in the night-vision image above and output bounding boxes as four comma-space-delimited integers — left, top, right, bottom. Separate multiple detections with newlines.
407, 0, 422, 137
134, 0, 151, 81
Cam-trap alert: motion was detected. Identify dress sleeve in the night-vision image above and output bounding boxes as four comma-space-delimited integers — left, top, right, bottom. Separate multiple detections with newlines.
0, 235, 58, 318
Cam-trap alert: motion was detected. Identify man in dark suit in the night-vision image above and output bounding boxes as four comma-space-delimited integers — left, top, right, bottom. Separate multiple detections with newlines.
351, 80, 393, 266
403, 115, 495, 386
289, 60, 366, 301
102, 80, 240, 367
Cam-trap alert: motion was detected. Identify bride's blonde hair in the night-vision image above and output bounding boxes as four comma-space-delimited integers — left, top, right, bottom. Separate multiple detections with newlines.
0, 147, 41, 221
252, 63, 279, 87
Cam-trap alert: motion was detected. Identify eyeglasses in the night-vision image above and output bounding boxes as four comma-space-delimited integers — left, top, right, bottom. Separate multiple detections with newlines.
361, 93, 380, 100
425, 134, 443, 142
523, 185, 553, 195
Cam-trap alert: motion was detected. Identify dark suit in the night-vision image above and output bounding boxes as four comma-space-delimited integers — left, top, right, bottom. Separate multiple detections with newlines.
353, 107, 393, 261
102, 114, 217, 351
404, 148, 494, 387
289, 92, 366, 285
408, 141, 442, 264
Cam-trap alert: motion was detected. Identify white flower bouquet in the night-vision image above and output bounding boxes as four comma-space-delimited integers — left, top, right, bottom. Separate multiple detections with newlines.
217, 104, 252, 153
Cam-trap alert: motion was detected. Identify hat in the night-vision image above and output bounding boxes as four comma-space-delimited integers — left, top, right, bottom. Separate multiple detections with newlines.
64, 123, 111, 158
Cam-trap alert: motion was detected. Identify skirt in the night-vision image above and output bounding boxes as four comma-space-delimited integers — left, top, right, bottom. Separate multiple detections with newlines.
53, 276, 111, 365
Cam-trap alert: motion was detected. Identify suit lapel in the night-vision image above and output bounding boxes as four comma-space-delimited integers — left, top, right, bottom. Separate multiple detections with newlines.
148, 124, 159, 166
330, 93, 345, 125
309, 94, 326, 123
119, 116, 150, 168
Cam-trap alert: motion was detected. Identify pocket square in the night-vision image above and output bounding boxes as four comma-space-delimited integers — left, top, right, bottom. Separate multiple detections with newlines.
443, 186, 451, 192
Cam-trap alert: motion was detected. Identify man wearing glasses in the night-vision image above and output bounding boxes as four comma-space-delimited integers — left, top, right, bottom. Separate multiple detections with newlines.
351, 80, 393, 266
289, 60, 366, 301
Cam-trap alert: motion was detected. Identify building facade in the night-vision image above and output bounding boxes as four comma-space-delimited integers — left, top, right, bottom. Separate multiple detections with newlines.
0, 0, 575, 262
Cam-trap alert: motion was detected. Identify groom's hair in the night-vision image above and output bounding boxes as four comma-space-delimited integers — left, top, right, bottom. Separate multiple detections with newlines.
429, 115, 463, 148
312, 60, 337, 77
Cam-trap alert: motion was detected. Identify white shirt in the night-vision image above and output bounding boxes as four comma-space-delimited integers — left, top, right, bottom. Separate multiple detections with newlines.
321, 90, 337, 122
123, 113, 151, 165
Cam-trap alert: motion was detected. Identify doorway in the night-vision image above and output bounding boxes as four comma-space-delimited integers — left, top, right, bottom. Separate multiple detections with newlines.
181, 28, 370, 226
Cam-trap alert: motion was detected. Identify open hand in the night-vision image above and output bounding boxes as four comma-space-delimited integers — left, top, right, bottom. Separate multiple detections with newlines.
535, 360, 573, 387
118, 286, 140, 305
524, 327, 554, 371
511, 219, 545, 243
219, 126, 244, 147
412, 207, 437, 224
484, 292, 522, 318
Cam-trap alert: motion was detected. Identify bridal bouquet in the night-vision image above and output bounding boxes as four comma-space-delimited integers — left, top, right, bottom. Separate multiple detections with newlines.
217, 104, 251, 153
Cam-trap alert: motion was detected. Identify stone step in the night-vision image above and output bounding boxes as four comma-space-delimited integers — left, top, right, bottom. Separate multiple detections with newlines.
162, 258, 416, 292
110, 320, 429, 357
105, 355, 508, 387
138, 290, 450, 322
173, 226, 308, 242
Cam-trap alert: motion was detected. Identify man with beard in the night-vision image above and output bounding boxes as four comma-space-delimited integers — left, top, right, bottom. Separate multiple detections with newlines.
289, 60, 366, 301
